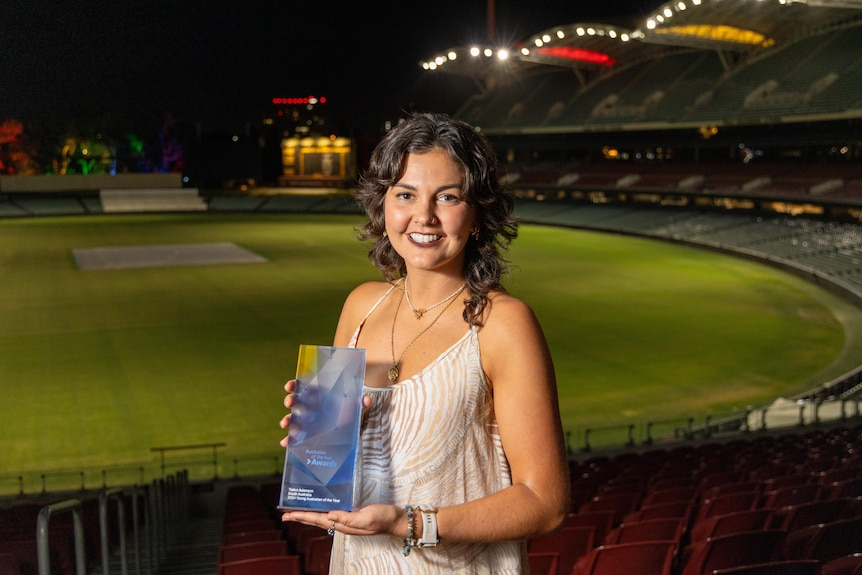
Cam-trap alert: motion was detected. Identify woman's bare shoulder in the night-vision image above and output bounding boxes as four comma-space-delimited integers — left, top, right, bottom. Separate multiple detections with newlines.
479, 290, 554, 389
333, 280, 398, 346
482, 289, 538, 326
340, 280, 398, 323
344, 280, 397, 309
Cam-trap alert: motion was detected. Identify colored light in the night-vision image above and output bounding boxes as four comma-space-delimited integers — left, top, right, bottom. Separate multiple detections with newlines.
536, 46, 616, 66
272, 96, 327, 105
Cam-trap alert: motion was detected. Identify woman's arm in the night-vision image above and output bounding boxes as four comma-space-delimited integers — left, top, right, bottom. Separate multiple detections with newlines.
426, 293, 570, 542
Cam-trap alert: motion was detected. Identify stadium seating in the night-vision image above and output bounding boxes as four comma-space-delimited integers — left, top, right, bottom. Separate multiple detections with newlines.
99, 188, 206, 213
556, 423, 862, 575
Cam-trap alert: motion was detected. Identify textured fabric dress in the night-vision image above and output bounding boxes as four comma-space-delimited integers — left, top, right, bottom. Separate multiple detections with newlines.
329, 284, 527, 574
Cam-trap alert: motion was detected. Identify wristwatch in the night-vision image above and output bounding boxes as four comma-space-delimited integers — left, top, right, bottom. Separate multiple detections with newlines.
417, 507, 439, 547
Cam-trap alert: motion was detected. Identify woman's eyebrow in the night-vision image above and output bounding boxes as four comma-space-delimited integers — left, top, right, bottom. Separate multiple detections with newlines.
392, 181, 462, 192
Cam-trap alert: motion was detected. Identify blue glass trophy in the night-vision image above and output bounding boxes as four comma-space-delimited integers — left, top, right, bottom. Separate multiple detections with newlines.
278, 345, 365, 511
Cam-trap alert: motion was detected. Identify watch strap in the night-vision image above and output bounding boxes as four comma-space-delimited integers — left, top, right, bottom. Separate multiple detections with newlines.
418, 507, 439, 547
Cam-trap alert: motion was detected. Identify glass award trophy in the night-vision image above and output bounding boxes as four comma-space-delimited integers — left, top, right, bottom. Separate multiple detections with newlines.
278, 345, 366, 511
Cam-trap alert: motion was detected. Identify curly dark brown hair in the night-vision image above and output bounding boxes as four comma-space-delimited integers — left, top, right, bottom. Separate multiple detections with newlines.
354, 112, 519, 325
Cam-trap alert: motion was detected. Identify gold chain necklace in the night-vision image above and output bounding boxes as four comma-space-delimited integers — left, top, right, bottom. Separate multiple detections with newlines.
389, 279, 465, 382
404, 276, 467, 320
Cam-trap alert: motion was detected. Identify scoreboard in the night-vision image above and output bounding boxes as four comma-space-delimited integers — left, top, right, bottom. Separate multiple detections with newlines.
281, 137, 356, 183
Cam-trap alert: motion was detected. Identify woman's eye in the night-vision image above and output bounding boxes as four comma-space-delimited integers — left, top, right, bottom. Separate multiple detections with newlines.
439, 193, 461, 203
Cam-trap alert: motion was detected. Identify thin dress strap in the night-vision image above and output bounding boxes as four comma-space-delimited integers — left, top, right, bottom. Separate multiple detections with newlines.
348, 281, 401, 348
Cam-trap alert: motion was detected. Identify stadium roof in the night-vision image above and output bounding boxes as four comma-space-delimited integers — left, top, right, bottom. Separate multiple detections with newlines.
420, 0, 862, 86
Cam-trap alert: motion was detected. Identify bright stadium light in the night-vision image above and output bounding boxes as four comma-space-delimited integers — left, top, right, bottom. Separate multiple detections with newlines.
448, 51, 457, 60
556, 30, 565, 39
483, 48, 493, 57
521, 47, 530, 55
470, 46, 481, 57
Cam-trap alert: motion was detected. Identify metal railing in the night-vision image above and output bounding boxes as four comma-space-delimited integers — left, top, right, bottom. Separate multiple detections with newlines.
36, 499, 87, 575
32, 471, 188, 575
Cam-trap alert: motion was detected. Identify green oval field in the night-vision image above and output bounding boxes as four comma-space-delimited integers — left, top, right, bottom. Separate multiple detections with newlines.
1, 213, 859, 491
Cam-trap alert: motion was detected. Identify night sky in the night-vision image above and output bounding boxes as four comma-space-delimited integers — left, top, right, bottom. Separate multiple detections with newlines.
1, 0, 651, 133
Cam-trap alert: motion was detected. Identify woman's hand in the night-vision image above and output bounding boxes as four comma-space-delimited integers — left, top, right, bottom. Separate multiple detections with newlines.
282, 504, 405, 539
279, 380, 372, 448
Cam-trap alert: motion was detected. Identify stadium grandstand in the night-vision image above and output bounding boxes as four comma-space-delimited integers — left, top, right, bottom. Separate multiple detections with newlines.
3, 1, 862, 574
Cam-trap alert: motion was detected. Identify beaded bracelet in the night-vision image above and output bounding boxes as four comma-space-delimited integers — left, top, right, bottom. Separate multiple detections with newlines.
402, 504, 415, 556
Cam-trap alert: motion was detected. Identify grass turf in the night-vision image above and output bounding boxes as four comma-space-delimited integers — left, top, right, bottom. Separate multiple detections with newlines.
0, 213, 859, 493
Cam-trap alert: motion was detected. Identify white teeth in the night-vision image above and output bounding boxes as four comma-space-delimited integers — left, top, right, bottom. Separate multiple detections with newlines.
410, 233, 440, 243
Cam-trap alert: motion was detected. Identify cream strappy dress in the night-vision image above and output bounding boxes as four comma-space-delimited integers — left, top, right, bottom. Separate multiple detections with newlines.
328, 283, 527, 574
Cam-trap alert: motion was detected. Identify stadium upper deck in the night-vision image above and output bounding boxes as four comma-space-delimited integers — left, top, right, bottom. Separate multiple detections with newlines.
420, 0, 862, 135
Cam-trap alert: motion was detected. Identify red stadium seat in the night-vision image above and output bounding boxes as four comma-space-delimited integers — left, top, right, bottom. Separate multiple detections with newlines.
624, 500, 694, 524
603, 517, 685, 545
701, 482, 761, 501
682, 530, 786, 575
712, 560, 822, 575
694, 491, 760, 524
822, 553, 862, 575
784, 516, 862, 564
564, 511, 614, 546
773, 498, 861, 532
641, 486, 697, 508
529, 526, 595, 575
572, 540, 677, 575
579, 492, 642, 526
528, 552, 560, 575
689, 509, 773, 544
761, 484, 821, 510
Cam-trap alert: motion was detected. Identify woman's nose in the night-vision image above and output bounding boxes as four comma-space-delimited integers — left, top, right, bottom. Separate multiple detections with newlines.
414, 204, 438, 225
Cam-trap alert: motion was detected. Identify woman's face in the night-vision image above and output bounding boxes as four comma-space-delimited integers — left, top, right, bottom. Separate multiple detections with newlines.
384, 149, 475, 276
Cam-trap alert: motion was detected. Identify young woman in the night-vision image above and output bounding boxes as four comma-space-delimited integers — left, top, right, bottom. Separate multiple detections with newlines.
280, 112, 569, 573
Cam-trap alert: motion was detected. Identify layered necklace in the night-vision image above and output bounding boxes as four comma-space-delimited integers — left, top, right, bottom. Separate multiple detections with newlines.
389, 278, 467, 383
404, 276, 467, 320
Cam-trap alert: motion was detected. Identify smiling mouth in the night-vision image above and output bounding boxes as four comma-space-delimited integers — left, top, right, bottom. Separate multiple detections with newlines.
409, 233, 441, 244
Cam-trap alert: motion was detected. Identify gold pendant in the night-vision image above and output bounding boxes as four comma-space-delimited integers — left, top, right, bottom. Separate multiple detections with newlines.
413, 309, 425, 320
388, 364, 399, 382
